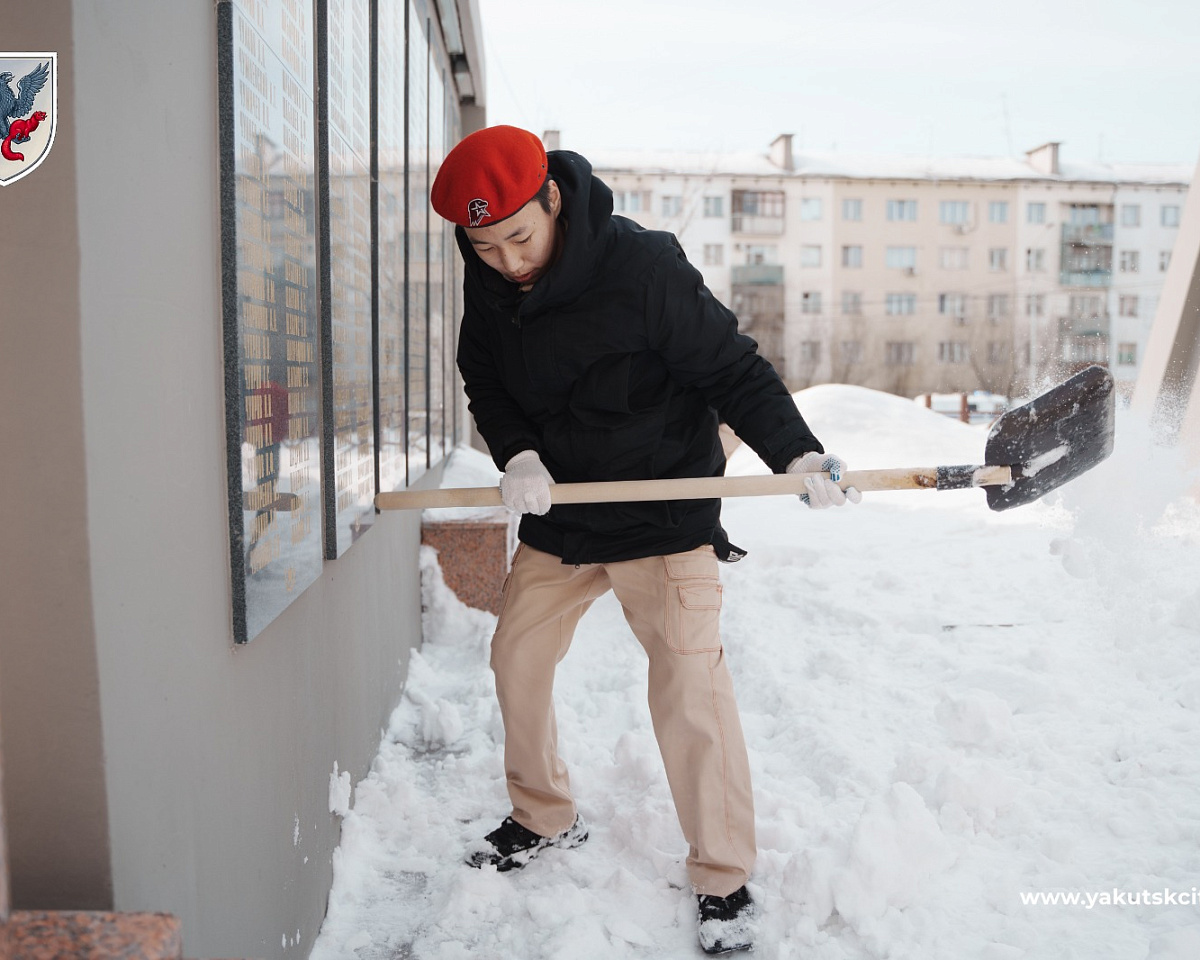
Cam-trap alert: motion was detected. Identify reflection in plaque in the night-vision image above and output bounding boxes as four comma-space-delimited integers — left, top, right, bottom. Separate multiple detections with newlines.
219, 0, 322, 642
406, 3, 430, 486
319, 0, 375, 557
376, 0, 406, 493
427, 63, 447, 467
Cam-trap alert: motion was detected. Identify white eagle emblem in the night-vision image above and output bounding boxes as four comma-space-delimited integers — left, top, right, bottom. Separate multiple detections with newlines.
467, 198, 491, 227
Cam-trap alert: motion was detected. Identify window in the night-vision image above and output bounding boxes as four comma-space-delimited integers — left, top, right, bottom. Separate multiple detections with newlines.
613, 190, 651, 213
1066, 337, 1108, 363
801, 291, 823, 314
733, 190, 784, 217
1119, 250, 1140, 273
1026, 294, 1045, 317
940, 246, 969, 270
661, 195, 682, 217
938, 293, 967, 319
1026, 248, 1046, 271
989, 248, 1008, 271
1027, 202, 1046, 224
886, 246, 917, 269
842, 198, 863, 221
1162, 205, 1181, 227
743, 244, 778, 264
1118, 342, 1137, 365
1160, 250, 1172, 272
799, 340, 822, 363
886, 199, 917, 221
800, 198, 823, 221
885, 341, 915, 365
842, 291, 862, 315
987, 294, 1010, 319
885, 293, 916, 315
703, 196, 724, 218
732, 190, 785, 232
1121, 204, 1141, 227
938, 341, 969, 364
1069, 294, 1104, 318
1063, 244, 1112, 275
800, 245, 823, 268
940, 200, 970, 225
987, 341, 1007, 365
989, 201, 1009, 223
703, 244, 724, 266
839, 340, 863, 365
841, 245, 862, 268
1069, 204, 1103, 226
1119, 295, 1139, 317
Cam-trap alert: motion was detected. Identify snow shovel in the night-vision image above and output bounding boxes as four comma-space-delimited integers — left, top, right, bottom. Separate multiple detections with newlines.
374, 365, 1115, 514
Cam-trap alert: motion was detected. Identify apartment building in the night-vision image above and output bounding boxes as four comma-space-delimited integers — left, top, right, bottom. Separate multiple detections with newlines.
590, 136, 1191, 399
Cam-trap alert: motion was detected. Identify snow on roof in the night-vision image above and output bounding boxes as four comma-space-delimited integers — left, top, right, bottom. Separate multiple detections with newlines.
587, 146, 1193, 186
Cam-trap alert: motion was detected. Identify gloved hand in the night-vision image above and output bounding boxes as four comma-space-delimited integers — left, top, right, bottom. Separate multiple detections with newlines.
787, 452, 863, 509
499, 450, 555, 515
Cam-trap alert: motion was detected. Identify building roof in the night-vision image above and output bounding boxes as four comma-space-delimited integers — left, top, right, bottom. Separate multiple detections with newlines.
587, 146, 1193, 186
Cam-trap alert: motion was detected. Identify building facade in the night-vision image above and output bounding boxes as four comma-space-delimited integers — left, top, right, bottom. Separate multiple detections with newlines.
592, 136, 1191, 400
0, 1, 483, 957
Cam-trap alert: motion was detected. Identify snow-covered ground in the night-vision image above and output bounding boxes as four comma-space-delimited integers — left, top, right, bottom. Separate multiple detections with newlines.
311, 384, 1200, 960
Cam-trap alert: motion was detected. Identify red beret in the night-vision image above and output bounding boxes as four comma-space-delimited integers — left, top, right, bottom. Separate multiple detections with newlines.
431, 125, 549, 228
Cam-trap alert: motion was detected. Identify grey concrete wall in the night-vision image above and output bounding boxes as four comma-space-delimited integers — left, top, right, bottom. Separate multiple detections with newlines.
0, 0, 114, 912
1133, 156, 1200, 443
67, 2, 429, 957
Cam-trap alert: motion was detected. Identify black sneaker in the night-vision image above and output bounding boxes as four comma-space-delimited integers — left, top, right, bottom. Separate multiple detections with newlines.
697, 885, 756, 954
465, 816, 588, 872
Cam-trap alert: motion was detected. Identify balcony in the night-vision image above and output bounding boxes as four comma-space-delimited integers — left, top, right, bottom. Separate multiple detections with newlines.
731, 263, 784, 285
1059, 269, 1112, 287
1059, 313, 1111, 339
1062, 223, 1114, 244
731, 215, 785, 235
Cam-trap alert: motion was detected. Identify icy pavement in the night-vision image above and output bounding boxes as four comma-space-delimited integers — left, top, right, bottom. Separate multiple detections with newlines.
312, 386, 1200, 960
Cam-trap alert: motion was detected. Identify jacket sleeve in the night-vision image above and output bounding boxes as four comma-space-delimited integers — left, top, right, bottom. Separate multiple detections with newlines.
644, 240, 823, 473
455, 298, 542, 471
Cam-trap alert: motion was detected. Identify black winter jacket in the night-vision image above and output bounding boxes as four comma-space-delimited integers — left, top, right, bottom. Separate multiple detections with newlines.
455, 150, 823, 564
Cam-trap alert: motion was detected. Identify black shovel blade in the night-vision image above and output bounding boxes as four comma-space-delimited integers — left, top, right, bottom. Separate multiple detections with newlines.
984, 364, 1116, 511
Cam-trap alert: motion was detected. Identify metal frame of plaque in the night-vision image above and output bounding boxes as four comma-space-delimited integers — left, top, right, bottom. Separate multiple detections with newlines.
317, 0, 376, 558
218, 0, 324, 643
374, 0, 407, 495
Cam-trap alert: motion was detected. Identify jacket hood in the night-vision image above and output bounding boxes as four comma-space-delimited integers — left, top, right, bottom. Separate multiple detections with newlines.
456, 150, 614, 322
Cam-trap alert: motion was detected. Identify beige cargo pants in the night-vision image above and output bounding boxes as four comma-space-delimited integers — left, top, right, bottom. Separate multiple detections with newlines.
490, 542, 755, 896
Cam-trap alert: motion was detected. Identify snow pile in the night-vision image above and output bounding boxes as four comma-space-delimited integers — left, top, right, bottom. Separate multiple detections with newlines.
329, 763, 352, 817
312, 385, 1200, 959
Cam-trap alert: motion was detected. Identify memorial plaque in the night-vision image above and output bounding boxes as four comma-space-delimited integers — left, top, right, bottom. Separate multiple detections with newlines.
406, 1, 430, 486
319, 0, 375, 557
427, 63, 447, 467
218, 0, 322, 643
375, 0, 406, 493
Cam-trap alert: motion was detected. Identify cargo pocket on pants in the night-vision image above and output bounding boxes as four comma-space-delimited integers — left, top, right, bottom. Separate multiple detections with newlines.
664, 551, 723, 654
496, 543, 525, 621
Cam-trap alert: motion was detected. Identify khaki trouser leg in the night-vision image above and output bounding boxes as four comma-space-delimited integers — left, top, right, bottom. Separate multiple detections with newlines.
490, 545, 611, 838
607, 546, 756, 897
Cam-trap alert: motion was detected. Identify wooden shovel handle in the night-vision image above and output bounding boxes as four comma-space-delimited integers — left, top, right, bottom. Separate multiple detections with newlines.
373, 465, 1012, 511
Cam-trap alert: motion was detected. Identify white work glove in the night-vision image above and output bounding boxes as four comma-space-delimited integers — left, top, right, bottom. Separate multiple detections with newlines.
787, 452, 863, 509
499, 450, 555, 515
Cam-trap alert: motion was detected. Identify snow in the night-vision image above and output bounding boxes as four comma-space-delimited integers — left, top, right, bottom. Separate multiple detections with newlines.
311, 384, 1200, 960
1024, 445, 1070, 477
329, 763, 353, 818
587, 147, 1194, 186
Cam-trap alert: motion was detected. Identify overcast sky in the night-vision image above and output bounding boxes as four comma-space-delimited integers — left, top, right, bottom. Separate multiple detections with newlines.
476, 0, 1200, 167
